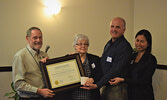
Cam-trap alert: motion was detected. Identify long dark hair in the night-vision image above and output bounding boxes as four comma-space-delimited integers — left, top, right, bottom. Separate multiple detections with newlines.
135, 29, 152, 53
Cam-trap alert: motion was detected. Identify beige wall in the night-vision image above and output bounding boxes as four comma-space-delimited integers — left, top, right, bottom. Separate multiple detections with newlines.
1, 0, 167, 100
0, 0, 133, 66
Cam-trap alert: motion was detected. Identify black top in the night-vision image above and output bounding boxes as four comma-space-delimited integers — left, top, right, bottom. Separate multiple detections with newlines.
125, 51, 157, 100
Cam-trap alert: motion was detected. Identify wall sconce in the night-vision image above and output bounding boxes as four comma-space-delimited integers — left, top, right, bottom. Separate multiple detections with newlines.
43, 0, 61, 16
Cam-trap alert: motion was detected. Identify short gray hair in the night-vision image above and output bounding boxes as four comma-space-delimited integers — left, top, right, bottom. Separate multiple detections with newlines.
26, 27, 42, 37
73, 34, 89, 47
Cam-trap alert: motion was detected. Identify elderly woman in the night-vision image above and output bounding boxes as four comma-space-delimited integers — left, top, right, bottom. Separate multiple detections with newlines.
65, 34, 102, 100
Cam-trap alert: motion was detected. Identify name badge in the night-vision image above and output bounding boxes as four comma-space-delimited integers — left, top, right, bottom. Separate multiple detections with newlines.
91, 63, 96, 69
106, 56, 112, 63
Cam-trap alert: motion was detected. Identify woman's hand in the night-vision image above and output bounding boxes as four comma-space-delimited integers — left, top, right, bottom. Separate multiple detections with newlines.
85, 78, 94, 85
80, 83, 98, 90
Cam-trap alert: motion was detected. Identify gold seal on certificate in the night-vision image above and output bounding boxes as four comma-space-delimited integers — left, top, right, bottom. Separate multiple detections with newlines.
55, 80, 59, 85
40, 54, 85, 93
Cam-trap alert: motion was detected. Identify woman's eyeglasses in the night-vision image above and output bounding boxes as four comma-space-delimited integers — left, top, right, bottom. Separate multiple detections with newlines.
76, 43, 89, 47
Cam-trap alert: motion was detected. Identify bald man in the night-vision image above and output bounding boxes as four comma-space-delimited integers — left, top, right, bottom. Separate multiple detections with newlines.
81, 17, 133, 100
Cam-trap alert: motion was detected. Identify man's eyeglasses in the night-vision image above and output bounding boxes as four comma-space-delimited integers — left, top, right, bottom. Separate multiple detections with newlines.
76, 43, 89, 47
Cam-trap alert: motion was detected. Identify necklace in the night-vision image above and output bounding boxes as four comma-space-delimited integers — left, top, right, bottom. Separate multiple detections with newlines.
26, 46, 40, 67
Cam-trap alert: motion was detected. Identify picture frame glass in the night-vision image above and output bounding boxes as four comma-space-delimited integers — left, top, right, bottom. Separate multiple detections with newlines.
46, 59, 81, 89
40, 54, 84, 93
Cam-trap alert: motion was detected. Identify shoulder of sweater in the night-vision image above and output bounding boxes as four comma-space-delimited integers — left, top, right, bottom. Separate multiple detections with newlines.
140, 52, 157, 65
87, 53, 99, 58
147, 53, 157, 64
115, 37, 132, 48
14, 47, 27, 56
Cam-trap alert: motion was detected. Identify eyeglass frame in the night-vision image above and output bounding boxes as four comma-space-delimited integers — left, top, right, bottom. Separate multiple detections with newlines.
76, 43, 89, 47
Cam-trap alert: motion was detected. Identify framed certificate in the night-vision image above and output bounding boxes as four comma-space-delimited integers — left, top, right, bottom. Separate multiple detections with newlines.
40, 54, 85, 93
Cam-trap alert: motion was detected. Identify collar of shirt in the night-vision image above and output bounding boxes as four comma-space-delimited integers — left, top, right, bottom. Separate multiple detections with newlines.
26, 45, 39, 56
111, 35, 125, 44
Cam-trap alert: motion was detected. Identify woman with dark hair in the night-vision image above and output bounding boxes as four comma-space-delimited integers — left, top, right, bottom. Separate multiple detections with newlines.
108, 29, 157, 100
